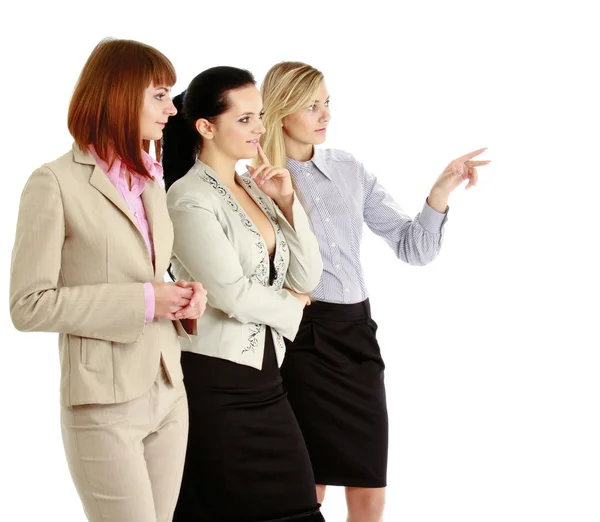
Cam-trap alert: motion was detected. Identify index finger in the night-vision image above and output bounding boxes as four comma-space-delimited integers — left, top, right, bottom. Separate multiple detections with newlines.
256, 143, 271, 166
457, 147, 487, 162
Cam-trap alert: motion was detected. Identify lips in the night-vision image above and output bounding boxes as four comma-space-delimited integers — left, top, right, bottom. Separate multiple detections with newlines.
246, 139, 259, 144
315, 127, 327, 133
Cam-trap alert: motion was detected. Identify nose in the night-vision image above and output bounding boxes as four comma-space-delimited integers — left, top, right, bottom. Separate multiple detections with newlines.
166, 99, 177, 116
255, 120, 266, 135
319, 106, 330, 123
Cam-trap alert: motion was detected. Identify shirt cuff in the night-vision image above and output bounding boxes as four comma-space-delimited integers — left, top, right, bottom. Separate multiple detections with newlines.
419, 200, 449, 233
143, 282, 155, 323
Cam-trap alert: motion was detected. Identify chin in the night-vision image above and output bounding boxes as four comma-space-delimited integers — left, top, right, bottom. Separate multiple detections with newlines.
245, 146, 259, 158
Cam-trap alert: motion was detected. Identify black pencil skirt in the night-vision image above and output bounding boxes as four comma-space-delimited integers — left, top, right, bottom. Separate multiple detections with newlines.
173, 327, 325, 522
281, 299, 388, 488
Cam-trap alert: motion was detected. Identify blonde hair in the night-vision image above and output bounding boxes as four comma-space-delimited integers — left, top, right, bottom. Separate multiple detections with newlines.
259, 61, 324, 168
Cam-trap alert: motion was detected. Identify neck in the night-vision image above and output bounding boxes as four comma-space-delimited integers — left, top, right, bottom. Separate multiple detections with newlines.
198, 147, 238, 189
284, 136, 314, 163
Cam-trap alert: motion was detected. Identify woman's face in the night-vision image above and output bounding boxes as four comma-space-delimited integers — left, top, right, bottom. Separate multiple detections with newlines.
209, 85, 266, 161
282, 81, 331, 148
140, 83, 177, 141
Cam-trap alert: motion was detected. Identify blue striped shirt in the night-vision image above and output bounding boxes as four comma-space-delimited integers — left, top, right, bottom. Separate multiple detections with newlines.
287, 148, 449, 304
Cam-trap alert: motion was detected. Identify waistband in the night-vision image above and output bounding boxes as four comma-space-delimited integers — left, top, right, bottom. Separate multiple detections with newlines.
302, 298, 371, 322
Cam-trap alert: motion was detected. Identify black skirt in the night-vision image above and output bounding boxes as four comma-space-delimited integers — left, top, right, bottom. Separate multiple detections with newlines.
281, 299, 388, 488
173, 327, 324, 522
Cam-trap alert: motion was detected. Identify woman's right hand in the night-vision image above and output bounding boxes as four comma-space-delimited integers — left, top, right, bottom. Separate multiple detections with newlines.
152, 282, 194, 320
285, 288, 312, 308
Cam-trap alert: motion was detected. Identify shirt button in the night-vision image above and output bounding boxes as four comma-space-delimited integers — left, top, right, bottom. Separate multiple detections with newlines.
335, 264, 341, 269
325, 218, 330, 222
345, 288, 350, 293
305, 172, 311, 176
331, 242, 336, 247
315, 196, 321, 201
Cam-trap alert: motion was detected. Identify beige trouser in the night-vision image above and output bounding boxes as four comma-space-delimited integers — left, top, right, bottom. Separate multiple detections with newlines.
61, 367, 188, 522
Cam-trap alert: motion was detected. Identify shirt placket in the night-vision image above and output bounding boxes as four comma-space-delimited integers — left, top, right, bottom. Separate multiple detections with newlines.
120, 175, 152, 262
304, 163, 350, 303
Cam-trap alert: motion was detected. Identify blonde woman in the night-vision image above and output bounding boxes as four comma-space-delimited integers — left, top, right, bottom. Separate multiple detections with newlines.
259, 61, 491, 522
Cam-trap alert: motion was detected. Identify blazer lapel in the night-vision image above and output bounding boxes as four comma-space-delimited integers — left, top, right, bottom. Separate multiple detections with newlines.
89, 165, 139, 228
142, 181, 170, 278
238, 176, 273, 220
198, 165, 263, 239
73, 144, 138, 229
238, 175, 280, 258
73, 144, 156, 274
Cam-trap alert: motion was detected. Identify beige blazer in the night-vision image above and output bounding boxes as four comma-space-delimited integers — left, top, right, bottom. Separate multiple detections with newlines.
167, 160, 323, 369
10, 144, 190, 407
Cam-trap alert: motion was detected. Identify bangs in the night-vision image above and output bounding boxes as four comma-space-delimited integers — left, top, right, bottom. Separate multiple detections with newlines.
291, 74, 324, 111
146, 48, 177, 89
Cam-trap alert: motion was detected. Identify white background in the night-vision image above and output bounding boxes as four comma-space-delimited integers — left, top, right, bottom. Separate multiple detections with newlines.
1, 1, 599, 520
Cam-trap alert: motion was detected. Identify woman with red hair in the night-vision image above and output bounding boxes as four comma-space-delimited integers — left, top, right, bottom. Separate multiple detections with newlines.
9, 38, 207, 522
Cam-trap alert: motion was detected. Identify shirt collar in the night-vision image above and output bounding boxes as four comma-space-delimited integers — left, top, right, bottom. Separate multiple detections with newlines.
88, 145, 164, 189
287, 147, 331, 180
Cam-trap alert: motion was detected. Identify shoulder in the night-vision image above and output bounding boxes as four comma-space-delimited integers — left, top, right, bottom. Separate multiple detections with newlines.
23, 149, 78, 194
37, 149, 82, 179
317, 147, 357, 164
43, 149, 76, 172
314, 148, 368, 185
167, 162, 219, 211
315, 148, 364, 177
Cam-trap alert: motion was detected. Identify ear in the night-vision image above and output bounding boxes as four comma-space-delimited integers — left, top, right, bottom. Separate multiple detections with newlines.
195, 118, 214, 140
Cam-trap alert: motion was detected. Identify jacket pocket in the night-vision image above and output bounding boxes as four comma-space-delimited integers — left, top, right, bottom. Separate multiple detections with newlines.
81, 338, 112, 372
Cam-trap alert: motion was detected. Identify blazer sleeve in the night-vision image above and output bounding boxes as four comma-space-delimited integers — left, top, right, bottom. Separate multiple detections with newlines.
168, 194, 304, 340
272, 195, 323, 294
9, 167, 146, 343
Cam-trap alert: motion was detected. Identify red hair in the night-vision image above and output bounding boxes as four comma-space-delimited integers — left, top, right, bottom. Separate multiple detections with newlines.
68, 38, 176, 178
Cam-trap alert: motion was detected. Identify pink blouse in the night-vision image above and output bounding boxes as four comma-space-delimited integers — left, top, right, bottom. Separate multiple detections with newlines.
89, 146, 164, 322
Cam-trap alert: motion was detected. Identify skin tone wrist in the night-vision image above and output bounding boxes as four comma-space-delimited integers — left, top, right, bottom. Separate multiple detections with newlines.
427, 187, 450, 213
274, 193, 294, 209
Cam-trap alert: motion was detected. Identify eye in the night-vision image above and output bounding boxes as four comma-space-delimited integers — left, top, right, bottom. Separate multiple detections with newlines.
324, 99, 330, 107
307, 104, 316, 111
239, 117, 249, 123
155, 93, 166, 101
259, 110, 265, 120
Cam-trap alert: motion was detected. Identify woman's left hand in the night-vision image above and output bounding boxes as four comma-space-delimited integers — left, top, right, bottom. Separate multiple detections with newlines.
247, 144, 294, 207
432, 147, 491, 194
173, 280, 208, 320
427, 147, 491, 212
